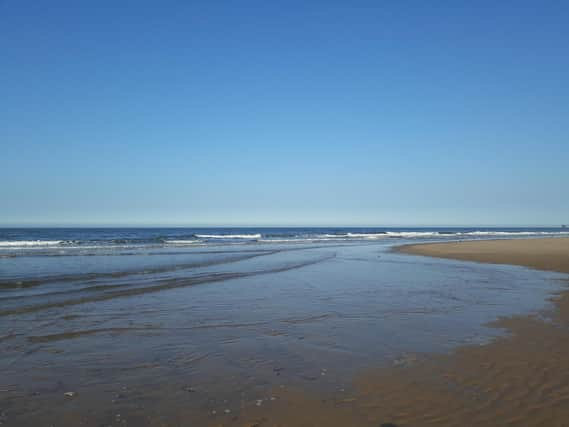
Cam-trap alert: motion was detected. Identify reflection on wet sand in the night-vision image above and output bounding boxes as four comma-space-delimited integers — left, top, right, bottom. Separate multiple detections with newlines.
0, 250, 336, 316
1, 240, 567, 426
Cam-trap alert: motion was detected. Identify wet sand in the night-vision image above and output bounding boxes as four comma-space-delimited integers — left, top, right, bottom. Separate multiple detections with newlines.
230, 238, 569, 426
2, 239, 569, 426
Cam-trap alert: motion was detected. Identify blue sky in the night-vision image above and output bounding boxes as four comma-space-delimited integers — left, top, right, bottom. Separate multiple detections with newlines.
1, 1, 568, 226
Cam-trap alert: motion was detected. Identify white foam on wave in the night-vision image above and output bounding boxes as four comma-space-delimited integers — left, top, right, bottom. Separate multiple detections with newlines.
321, 233, 386, 239
259, 238, 313, 243
0, 240, 63, 247
385, 232, 441, 238
195, 234, 262, 239
165, 240, 204, 245
347, 233, 388, 238
257, 231, 569, 243
459, 231, 569, 236
325, 232, 441, 239
324, 231, 569, 240
260, 237, 342, 243
327, 232, 437, 238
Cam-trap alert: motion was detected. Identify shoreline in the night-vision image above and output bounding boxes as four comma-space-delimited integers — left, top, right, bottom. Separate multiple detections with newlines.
3, 238, 569, 426
234, 238, 569, 426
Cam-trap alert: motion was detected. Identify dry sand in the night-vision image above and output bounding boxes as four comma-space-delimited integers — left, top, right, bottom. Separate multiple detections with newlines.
397, 237, 569, 274
228, 238, 569, 427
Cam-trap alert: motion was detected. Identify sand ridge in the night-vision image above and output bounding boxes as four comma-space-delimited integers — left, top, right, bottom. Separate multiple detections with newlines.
396, 237, 569, 274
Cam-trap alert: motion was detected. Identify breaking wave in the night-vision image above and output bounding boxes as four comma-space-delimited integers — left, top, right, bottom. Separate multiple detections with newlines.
194, 234, 262, 239
0, 240, 63, 247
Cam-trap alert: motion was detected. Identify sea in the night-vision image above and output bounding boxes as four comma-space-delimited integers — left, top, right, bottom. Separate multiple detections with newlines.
1, 226, 568, 251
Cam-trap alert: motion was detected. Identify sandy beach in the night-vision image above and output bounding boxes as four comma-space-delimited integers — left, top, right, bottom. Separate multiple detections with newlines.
2, 235, 569, 426
382, 237, 569, 426
231, 238, 569, 426
397, 237, 569, 274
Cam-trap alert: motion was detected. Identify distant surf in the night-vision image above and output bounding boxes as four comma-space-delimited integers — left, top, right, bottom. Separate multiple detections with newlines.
0, 227, 568, 253
194, 234, 262, 239
0, 240, 63, 247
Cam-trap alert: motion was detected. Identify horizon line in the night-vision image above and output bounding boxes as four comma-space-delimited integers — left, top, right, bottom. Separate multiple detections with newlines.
0, 224, 566, 229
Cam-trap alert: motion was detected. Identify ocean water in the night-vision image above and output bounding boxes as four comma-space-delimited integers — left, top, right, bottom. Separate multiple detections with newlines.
1, 227, 566, 307
1, 227, 567, 425
1, 226, 567, 250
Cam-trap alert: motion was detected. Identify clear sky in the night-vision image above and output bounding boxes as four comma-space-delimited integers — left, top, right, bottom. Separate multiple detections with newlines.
1, 1, 568, 227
